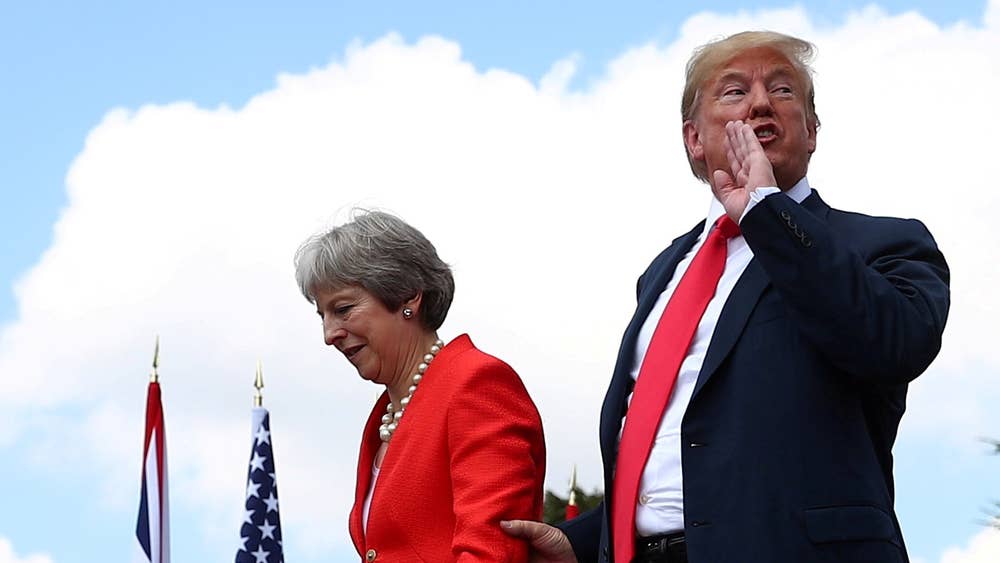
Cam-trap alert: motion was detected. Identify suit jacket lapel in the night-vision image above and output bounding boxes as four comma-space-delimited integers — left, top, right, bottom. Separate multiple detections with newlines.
600, 223, 703, 462
691, 260, 769, 400
691, 190, 831, 400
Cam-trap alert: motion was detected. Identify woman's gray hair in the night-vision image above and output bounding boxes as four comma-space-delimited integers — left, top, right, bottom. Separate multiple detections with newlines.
294, 210, 455, 330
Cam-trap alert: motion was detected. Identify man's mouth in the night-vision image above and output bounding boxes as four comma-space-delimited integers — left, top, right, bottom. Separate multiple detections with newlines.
753, 125, 777, 142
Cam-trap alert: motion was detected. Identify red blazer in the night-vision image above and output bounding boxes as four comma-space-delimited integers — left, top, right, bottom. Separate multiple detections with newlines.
348, 334, 546, 562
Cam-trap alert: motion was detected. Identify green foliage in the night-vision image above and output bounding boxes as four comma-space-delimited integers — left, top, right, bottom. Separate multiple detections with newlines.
543, 487, 605, 525
983, 438, 1000, 529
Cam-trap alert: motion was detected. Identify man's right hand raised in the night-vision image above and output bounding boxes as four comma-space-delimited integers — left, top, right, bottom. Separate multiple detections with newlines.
501, 520, 578, 563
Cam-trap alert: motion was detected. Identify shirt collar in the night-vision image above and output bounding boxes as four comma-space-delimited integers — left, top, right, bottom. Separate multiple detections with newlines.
703, 176, 813, 237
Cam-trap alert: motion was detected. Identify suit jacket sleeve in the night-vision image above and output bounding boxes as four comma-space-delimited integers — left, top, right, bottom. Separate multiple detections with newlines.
447, 357, 546, 562
741, 192, 950, 384
558, 503, 603, 563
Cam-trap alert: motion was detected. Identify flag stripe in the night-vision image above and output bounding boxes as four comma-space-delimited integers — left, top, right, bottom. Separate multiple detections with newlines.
236, 407, 283, 563
136, 381, 169, 563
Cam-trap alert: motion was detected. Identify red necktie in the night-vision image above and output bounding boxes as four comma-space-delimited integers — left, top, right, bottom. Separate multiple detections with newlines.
611, 215, 740, 563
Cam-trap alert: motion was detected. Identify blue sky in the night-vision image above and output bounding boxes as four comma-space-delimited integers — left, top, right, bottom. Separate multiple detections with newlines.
1, 2, 999, 563
0, 0, 983, 326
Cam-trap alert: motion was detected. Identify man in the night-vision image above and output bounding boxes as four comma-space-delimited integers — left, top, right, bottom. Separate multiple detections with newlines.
503, 31, 950, 562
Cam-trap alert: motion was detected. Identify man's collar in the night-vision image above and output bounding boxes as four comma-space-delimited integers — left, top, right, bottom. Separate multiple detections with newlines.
704, 176, 813, 236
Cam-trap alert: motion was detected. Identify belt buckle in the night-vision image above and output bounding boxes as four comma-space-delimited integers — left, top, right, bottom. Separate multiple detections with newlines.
636, 532, 685, 562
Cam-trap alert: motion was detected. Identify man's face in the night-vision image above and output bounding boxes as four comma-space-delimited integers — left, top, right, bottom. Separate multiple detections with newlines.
683, 47, 817, 190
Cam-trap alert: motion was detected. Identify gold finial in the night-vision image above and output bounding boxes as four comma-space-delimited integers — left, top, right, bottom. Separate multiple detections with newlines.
568, 464, 578, 506
254, 360, 264, 407
150, 336, 160, 383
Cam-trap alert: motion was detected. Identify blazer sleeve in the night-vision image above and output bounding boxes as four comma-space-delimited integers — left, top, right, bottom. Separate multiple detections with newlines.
446, 357, 546, 562
741, 193, 950, 384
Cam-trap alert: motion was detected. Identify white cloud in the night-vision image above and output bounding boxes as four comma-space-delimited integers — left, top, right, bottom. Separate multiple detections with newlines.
3, 4, 1000, 561
0, 539, 53, 563
941, 529, 1000, 563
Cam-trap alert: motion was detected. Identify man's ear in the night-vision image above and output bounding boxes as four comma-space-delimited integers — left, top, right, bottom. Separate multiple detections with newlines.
806, 118, 818, 155
683, 120, 704, 162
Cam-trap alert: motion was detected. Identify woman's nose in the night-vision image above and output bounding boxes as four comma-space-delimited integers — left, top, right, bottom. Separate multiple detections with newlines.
323, 321, 346, 346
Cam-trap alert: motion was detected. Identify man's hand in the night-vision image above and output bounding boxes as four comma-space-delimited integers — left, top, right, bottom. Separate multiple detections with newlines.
712, 120, 777, 222
501, 520, 578, 563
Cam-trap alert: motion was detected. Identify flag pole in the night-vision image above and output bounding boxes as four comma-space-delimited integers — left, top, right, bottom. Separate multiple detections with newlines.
566, 464, 580, 520
150, 335, 160, 382
254, 360, 263, 407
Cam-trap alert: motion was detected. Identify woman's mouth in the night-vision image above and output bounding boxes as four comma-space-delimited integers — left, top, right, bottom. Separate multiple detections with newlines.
344, 345, 365, 361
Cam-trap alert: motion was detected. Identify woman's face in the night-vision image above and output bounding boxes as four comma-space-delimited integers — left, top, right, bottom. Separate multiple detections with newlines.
313, 285, 410, 386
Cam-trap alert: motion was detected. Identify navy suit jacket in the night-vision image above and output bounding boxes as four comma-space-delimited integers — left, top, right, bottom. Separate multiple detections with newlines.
561, 191, 950, 563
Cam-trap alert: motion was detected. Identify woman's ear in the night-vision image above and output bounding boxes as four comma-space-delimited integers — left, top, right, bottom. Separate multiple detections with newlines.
403, 292, 423, 316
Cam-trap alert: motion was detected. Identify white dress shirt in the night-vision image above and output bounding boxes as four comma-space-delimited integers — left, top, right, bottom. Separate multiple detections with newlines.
626, 178, 812, 536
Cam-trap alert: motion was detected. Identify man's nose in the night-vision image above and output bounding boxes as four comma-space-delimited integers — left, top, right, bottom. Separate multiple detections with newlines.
747, 84, 774, 118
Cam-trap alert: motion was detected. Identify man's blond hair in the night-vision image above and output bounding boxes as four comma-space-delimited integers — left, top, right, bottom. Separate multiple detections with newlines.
681, 31, 820, 181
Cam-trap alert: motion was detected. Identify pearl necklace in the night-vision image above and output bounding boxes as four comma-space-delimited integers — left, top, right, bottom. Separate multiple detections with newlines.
379, 339, 444, 443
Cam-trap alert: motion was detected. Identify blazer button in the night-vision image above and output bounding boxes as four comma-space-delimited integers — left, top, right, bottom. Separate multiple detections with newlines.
366, 548, 377, 562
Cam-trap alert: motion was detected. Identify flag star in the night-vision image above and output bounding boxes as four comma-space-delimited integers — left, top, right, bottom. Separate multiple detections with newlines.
269, 472, 275, 482
246, 481, 262, 499
243, 508, 254, 525
239, 534, 249, 550
255, 426, 270, 445
251, 545, 269, 563
250, 451, 267, 472
263, 492, 279, 512
258, 518, 277, 540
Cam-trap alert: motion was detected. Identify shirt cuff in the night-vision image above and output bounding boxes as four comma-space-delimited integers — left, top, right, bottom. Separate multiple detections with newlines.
739, 187, 781, 224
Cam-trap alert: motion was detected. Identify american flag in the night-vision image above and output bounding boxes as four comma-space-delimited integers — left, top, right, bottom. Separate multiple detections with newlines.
236, 407, 284, 563
135, 380, 170, 563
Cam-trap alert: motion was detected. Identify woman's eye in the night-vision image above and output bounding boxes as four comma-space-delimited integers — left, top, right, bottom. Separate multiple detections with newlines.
335, 305, 354, 315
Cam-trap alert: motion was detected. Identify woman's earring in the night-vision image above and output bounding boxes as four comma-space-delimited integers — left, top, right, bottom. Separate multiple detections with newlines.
402, 307, 414, 319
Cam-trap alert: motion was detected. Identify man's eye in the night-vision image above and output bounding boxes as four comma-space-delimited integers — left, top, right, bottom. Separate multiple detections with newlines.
773, 85, 793, 95
723, 88, 744, 96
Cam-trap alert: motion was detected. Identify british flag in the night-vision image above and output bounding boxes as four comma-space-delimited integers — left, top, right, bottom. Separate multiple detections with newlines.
236, 407, 284, 563
135, 380, 170, 563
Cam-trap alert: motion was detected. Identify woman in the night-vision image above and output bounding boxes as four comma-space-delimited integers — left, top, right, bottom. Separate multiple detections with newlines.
294, 210, 546, 562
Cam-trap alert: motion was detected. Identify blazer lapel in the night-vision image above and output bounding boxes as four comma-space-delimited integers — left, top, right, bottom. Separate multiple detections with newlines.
349, 392, 389, 553
690, 189, 831, 400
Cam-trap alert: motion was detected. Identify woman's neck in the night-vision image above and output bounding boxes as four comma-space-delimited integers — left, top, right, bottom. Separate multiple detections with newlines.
385, 332, 438, 407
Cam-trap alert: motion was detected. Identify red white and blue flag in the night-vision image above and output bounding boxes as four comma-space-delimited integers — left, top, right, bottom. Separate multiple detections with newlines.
236, 407, 284, 563
135, 380, 170, 563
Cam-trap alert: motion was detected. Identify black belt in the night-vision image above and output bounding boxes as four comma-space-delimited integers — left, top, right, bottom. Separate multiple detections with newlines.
633, 531, 687, 563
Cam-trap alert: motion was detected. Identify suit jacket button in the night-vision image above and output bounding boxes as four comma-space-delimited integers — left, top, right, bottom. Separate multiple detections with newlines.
366, 548, 377, 562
